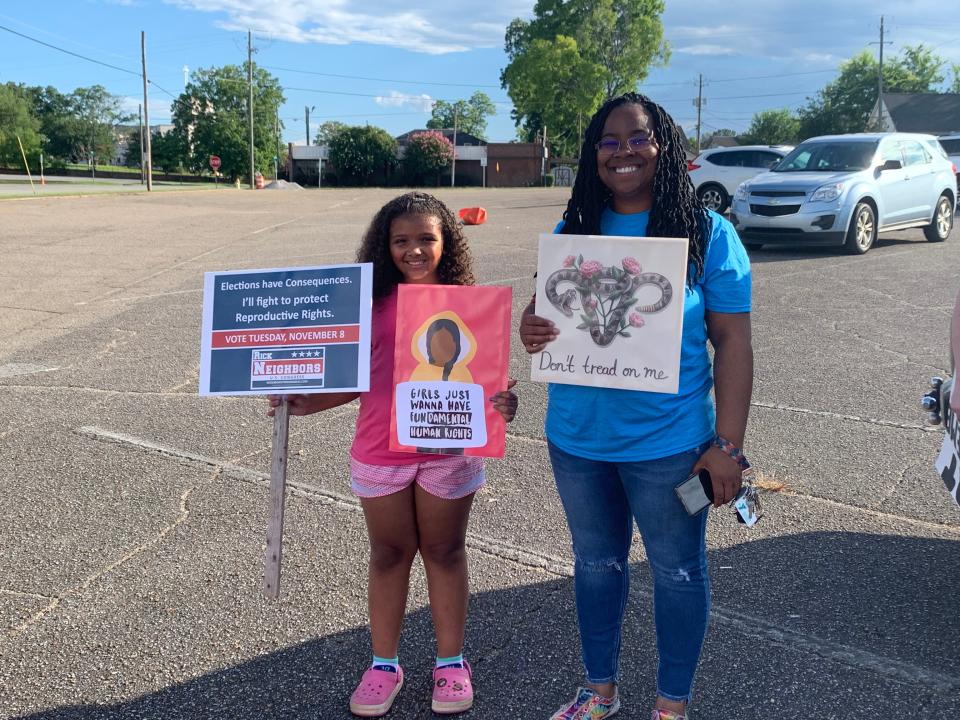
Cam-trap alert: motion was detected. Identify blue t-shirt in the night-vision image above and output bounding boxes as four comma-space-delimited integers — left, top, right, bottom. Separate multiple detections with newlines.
546, 207, 751, 461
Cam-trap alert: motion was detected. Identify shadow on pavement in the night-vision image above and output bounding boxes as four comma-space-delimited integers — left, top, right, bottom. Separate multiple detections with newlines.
14, 531, 960, 719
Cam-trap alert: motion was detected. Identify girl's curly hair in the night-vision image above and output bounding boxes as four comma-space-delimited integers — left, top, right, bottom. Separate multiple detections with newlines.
561, 92, 711, 282
357, 192, 476, 298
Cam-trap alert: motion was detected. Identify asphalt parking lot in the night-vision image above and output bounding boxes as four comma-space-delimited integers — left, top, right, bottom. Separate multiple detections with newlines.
1, 186, 958, 719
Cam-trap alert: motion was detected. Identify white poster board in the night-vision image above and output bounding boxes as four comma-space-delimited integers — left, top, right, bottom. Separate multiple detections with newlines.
532, 233, 688, 393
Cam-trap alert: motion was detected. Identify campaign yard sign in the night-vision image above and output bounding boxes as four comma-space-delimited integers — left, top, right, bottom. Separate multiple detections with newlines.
532, 234, 688, 393
390, 284, 512, 457
199, 263, 373, 395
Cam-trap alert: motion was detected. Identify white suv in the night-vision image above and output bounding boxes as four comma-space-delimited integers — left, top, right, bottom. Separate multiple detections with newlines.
687, 145, 792, 213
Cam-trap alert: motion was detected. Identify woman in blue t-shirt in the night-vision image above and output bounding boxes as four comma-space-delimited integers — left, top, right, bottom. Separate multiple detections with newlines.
520, 93, 754, 720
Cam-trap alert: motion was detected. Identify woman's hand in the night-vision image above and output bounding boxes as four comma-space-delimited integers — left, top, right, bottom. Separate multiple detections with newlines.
266, 394, 316, 417
691, 446, 743, 507
489, 378, 518, 423
519, 300, 559, 354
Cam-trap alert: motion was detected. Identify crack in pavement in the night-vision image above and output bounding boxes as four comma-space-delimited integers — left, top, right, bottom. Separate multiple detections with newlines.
68, 426, 960, 694
3, 469, 214, 639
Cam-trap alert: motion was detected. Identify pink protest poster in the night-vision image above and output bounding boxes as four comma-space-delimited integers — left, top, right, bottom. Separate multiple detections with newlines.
390, 284, 512, 457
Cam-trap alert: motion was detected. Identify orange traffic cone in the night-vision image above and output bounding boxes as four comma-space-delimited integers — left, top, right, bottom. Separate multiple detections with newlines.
458, 207, 487, 225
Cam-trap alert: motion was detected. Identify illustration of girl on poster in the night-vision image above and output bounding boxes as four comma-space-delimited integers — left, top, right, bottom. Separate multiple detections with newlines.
391, 285, 511, 457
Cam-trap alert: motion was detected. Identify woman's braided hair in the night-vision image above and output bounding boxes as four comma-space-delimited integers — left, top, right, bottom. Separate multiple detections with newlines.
357, 191, 476, 298
560, 92, 710, 281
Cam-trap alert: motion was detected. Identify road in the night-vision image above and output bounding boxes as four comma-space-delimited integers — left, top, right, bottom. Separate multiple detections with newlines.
0, 187, 958, 719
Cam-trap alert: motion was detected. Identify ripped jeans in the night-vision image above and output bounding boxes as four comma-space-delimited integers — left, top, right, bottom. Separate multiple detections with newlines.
548, 440, 711, 702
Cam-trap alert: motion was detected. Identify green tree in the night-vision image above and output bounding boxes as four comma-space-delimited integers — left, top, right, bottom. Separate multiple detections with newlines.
71, 85, 132, 163
171, 63, 285, 180
948, 63, 960, 93
403, 131, 453, 185
0, 84, 42, 166
329, 125, 397, 185
798, 45, 948, 137
150, 129, 187, 174
315, 120, 348, 146
426, 92, 496, 139
501, 0, 668, 156
501, 35, 606, 158
740, 110, 799, 145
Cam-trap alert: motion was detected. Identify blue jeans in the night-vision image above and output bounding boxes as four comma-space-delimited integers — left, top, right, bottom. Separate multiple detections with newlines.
548, 440, 711, 702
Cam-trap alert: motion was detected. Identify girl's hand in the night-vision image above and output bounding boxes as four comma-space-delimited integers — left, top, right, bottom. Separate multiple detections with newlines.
519, 300, 559, 354
266, 394, 316, 417
691, 446, 743, 507
489, 378, 518, 423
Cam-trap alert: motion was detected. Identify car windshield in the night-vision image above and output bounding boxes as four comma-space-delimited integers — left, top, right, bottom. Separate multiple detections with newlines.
773, 141, 878, 172
940, 138, 960, 154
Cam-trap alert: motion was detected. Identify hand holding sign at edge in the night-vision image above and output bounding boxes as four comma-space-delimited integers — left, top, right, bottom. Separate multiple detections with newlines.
519, 295, 559, 354
489, 378, 518, 423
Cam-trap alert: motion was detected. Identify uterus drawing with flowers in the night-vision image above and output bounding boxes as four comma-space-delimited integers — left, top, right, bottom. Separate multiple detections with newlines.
533, 233, 689, 393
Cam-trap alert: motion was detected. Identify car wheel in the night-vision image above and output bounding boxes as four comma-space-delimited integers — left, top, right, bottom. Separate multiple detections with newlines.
844, 202, 876, 254
923, 194, 954, 242
697, 184, 729, 213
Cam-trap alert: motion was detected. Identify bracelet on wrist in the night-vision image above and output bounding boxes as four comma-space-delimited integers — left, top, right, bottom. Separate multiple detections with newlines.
713, 436, 750, 470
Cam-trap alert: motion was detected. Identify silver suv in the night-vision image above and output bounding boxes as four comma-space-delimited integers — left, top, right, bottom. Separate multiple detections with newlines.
730, 133, 957, 254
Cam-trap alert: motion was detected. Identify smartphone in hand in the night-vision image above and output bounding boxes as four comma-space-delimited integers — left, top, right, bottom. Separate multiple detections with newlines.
675, 469, 713, 516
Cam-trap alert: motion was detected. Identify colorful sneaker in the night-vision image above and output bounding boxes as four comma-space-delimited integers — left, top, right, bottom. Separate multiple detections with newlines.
651, 710, 686, 720
550, 687, 620, 719
349, 666, 404, 717
432, 660, 474, 714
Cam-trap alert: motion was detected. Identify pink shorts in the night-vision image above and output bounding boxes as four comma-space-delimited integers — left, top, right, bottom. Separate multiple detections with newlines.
350, 456, 486, 500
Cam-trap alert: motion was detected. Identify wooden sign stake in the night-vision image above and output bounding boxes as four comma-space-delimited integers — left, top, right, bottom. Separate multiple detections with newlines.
263, 397, 290, 599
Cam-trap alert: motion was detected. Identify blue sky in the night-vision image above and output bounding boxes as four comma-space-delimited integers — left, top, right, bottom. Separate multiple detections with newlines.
1, 1, 957, 145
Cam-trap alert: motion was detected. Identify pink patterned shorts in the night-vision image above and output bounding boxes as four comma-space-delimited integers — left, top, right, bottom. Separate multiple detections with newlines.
350, 456, 486, 500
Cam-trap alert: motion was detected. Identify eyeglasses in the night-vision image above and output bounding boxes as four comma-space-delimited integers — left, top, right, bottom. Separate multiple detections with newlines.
595, 135, 655, 155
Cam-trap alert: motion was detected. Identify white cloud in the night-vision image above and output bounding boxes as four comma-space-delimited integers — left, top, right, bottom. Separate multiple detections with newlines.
374, 91, 435, 112
166, 1, 529, 54
676, 45, 739, 57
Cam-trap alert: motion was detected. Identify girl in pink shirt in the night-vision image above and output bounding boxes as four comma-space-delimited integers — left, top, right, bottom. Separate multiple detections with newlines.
268, 192, 516, 717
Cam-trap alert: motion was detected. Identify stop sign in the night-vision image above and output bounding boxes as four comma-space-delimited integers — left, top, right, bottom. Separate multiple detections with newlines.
209, 155, 221, 170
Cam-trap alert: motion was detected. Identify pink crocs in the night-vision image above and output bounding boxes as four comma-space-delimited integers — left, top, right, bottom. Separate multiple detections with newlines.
432, 660, 474, 714
349, 666, 404, 717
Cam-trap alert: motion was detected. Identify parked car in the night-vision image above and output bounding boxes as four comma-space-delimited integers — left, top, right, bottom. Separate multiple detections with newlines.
938, 133, 960, 185
687, 145, 792, 213
730, 133, 957, 254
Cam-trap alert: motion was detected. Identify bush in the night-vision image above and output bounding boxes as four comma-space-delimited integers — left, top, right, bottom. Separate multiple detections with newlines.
403, 131, 453, 186
544, 173, 555, 187
329, 126, 397, 185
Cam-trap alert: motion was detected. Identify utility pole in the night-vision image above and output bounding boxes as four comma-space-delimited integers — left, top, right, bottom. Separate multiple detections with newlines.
141, 31, 152, 191
248, 29, 255, 190
542, 124, 548, 186
305, 106, 312, 146
451, 106, 458, 188
274, 109, 280, 181
869, 16, 893, 130
694, 74, 704, 153
138, 103, 144, 185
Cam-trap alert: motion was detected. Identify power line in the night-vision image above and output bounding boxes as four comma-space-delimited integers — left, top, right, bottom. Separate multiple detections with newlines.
265, 65, 501, 89
0, 23, 140, 77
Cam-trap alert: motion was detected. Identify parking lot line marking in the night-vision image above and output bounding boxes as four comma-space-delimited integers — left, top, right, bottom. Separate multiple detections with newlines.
0, 363, 59, 379
71, 425, 960, 692
250, 216, 305, 235
750, 400, 936, 433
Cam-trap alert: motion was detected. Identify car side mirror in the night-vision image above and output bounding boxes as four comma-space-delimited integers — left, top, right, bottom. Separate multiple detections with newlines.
880, 159, 902, 171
